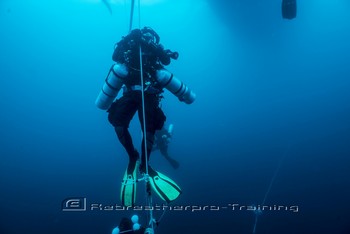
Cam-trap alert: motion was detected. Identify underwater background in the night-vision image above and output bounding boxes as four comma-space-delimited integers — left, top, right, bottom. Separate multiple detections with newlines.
1, 0, 350, 233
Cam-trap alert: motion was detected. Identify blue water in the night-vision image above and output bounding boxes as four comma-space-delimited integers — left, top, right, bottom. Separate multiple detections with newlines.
1, 0, 350, 233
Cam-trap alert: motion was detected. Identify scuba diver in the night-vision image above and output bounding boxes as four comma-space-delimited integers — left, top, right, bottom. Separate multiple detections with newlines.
95, 27, 195, 207
152, 124, 180, 169
282, 0, 297, 19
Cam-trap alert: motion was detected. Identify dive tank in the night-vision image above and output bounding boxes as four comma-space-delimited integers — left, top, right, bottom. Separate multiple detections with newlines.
95, 63, 128, 110
156, 69, 196, 104
168, 124, 174, 136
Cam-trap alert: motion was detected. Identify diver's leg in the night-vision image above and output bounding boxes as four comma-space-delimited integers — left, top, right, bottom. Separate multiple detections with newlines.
139, 131, 155, 172
138, 95, 166, 172
115, 126, 139, 174
108, 93, 139, 174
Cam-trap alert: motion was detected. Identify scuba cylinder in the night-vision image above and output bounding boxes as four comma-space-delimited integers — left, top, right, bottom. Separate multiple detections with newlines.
168, 124, 174, 136
95, 63, 128, 110
156, 69, 196, 104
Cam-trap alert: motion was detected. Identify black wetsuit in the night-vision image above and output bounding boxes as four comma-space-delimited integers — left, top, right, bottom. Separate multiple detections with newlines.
108, 88, 166, 169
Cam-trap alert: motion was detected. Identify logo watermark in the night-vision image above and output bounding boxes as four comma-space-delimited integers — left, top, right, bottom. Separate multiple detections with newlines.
61, 198, 299, 213
62, 197, 87, 211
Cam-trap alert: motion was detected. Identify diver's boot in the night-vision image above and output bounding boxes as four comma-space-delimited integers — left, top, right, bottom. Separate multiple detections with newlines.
139, 163, 146, 175
127, 150, 140, 174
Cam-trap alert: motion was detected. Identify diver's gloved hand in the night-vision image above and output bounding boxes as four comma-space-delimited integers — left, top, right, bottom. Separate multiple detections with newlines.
155, 45, 169, 65
153, 44, 169, 65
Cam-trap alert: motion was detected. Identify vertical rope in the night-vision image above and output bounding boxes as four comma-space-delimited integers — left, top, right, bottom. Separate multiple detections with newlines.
135, 0, 154, 232
252, 144, 291, 234
252, 214, 258, 234
129, 0, 135, 32
128, 1, 155, 231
